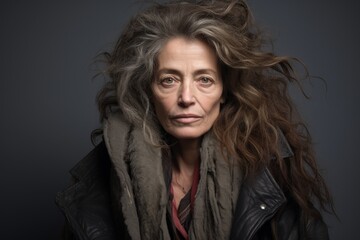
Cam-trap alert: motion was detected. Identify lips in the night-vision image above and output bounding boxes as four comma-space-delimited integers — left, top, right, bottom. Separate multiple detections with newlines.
170, 114, 202, 124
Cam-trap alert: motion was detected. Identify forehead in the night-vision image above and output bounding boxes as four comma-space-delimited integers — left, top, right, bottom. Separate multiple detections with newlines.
156, 37, 219, 70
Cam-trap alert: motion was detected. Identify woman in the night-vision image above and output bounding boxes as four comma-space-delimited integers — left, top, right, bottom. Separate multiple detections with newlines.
56, 0, 333, 239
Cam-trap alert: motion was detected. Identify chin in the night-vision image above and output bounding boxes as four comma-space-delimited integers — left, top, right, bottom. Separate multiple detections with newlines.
167, 128, 209, 141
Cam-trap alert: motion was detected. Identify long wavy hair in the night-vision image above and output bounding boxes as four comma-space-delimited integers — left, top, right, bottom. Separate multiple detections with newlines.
97, 0, 333, 226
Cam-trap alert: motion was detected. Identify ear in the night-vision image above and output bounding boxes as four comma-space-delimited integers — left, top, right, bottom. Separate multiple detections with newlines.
220, 91, 226, 104
220, 85, 227, 104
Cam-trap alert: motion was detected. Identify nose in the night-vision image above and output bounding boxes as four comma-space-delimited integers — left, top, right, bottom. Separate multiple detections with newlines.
178, 81, 195, 107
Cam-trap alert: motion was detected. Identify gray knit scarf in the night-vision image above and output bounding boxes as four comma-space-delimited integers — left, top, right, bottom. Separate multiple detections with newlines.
103, 112, 242, 240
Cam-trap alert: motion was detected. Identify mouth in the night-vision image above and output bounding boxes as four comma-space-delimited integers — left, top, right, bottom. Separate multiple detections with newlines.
170, 114, 202, 124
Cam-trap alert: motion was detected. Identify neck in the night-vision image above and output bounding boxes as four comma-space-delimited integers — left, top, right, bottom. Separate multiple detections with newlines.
172, 138, 201, 176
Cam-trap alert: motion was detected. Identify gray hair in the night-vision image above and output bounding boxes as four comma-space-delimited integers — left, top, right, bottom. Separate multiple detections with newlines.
96, 1, 335, 219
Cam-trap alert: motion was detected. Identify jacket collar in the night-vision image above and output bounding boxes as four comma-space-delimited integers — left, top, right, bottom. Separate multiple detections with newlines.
278, 129, 294, 159
68, 141, 109, 183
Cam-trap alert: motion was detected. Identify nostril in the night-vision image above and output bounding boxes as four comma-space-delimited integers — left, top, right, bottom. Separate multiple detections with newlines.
178, 100, 191, 108
178, 95, 195, 107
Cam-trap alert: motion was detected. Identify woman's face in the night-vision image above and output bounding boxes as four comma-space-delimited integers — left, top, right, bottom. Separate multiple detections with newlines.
152, 37, 223, 140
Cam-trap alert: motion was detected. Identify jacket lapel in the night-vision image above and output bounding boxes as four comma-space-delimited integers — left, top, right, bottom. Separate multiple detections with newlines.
230, 168, 286, 240
230, 131, 294, 240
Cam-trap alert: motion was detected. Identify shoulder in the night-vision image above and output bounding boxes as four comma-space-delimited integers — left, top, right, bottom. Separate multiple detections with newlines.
303, 213, 329, 240
274, 199, 329, 240
55, 142, 118, 240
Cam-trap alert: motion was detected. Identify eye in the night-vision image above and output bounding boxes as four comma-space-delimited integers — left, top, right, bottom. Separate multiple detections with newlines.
198, 76, 214, 86
159, 77, 177, 87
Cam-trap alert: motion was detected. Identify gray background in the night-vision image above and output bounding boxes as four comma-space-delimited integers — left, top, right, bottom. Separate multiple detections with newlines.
1, 0, 358, 239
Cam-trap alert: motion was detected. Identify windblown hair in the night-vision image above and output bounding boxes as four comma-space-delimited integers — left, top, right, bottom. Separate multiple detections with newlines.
97, 0, 333, 224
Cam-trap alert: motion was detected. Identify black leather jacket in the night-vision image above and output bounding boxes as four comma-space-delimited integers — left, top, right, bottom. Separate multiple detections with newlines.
56, 142, 329, 240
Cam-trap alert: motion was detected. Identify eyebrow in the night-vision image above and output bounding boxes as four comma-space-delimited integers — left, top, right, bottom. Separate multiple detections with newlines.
157, 68, 219, 77
157, 68, 182, 76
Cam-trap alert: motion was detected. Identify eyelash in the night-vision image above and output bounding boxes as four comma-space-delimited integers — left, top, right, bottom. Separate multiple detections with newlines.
198, 77, 214, 84
159, 77, 176, 86
158, 76, 215, 87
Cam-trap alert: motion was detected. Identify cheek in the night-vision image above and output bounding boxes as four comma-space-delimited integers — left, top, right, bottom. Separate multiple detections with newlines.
151, 88, 165, 117
152, 88, 179, 113
203, 95, 222, 115
209, 103, 221, 120
153, 96, 171, 122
